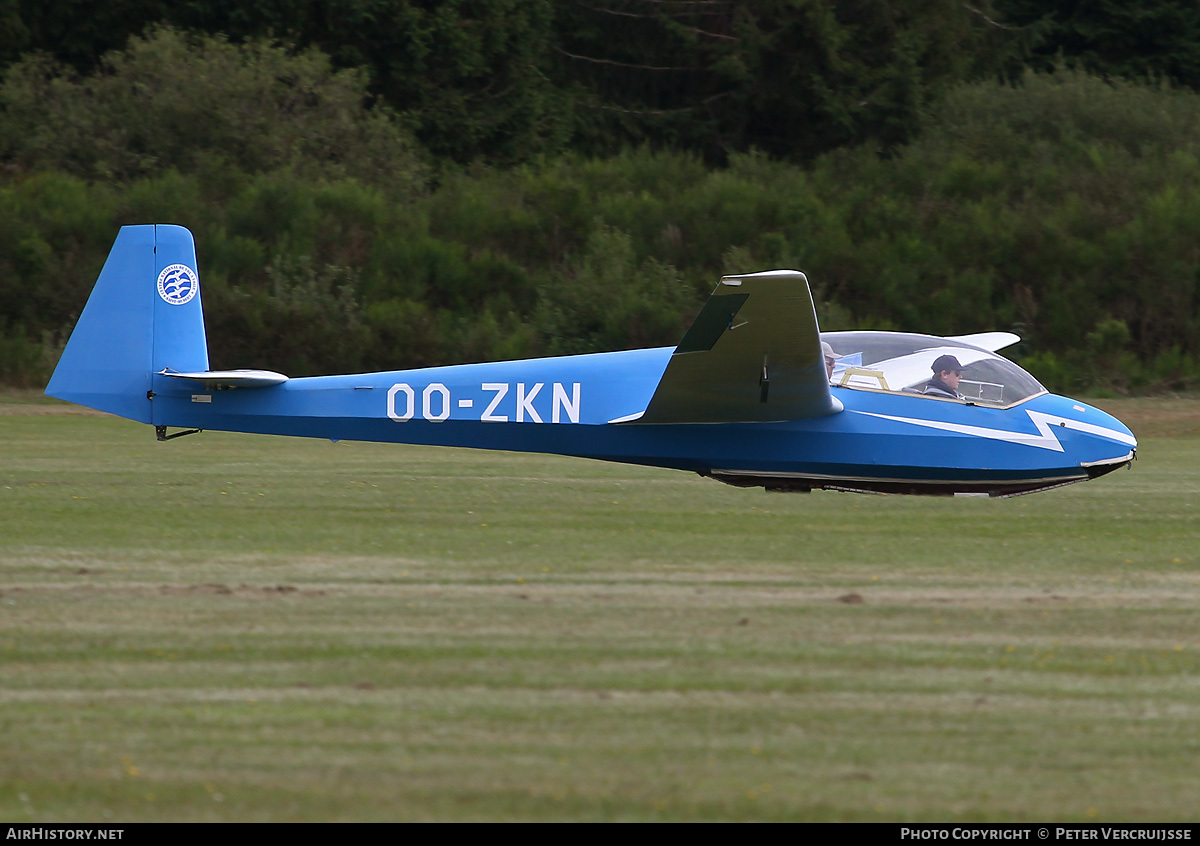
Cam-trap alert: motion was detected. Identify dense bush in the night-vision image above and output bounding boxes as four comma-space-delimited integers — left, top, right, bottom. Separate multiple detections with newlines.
0, 27, 428, 193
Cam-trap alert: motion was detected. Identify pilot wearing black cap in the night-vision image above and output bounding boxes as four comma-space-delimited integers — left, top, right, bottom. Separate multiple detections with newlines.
924, 354, 965, 399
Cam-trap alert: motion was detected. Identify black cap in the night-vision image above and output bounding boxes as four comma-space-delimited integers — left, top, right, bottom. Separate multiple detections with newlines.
931, 354, 963, 374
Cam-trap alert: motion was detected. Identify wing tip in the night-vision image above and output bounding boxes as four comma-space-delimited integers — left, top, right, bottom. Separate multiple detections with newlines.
720, 269, 807, 287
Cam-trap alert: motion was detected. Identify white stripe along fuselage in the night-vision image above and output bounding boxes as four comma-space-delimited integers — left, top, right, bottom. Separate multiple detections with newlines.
854, 409, 1138, 452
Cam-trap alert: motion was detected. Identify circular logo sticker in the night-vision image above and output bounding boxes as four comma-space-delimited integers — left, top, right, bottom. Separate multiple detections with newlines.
157, 264, 199, 305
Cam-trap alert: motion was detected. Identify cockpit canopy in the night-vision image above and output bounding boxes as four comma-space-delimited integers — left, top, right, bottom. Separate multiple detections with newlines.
821, 331, 1045, 407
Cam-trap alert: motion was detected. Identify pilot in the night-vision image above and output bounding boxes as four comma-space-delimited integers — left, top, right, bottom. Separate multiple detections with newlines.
924, 354, 965, 399
821, 342, 841, 381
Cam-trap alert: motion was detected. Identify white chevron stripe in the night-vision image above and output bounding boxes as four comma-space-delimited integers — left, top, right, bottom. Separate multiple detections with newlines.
1029, 410, 1138, 447
854, 409, 1136, 452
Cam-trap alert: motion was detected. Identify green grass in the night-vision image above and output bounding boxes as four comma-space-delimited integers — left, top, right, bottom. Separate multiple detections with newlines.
2, 399, 1199, 821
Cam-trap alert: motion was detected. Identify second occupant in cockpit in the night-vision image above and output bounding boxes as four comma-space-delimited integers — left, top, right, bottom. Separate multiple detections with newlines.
821, 342, 841, 381
923, 354, 965, 400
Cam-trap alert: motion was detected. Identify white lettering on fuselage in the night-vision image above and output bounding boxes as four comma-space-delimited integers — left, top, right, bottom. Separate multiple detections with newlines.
517, 382, 543, 423
386, 383, 415, 422
481, 383, 509, 422
388, 382, 581, 424
423, 383, 450, 421
552, 382, 580, 424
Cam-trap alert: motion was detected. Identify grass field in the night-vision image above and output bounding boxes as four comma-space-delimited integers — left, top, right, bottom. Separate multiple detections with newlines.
2, 395, 1199, 821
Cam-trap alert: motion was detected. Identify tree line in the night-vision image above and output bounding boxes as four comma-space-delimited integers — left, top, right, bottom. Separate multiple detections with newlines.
5, 1, 1200, 167
1, 5, 1199, 394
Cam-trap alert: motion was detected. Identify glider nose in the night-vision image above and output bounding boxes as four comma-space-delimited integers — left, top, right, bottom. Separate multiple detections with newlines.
1065, 399, 1137, 479
1082, 400, 1137, 448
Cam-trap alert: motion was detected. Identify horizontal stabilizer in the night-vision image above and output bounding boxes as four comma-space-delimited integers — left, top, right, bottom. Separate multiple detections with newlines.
160, 369, 288, 388
635, 270, 842, 424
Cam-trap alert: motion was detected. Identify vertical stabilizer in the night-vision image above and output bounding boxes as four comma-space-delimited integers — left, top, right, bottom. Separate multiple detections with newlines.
45, 224, 209, 423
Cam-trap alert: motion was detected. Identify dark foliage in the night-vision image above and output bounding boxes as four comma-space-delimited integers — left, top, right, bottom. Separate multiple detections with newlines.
1, 11, 1198, 394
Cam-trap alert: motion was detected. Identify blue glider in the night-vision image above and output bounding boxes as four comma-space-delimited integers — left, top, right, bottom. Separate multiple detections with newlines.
46, 224, 1137, 497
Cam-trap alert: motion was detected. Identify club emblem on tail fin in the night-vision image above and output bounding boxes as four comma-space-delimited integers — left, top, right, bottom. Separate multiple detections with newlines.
157, 264, 198, 305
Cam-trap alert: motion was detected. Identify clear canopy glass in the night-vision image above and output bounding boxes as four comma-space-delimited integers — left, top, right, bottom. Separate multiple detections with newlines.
821, 331, 1045, 407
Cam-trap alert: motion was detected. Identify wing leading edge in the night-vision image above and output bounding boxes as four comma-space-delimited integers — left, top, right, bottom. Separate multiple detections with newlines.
631, 270, 842, 424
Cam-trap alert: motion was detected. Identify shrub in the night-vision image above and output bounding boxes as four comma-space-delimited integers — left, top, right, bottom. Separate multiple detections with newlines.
0, 27, 428, 196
